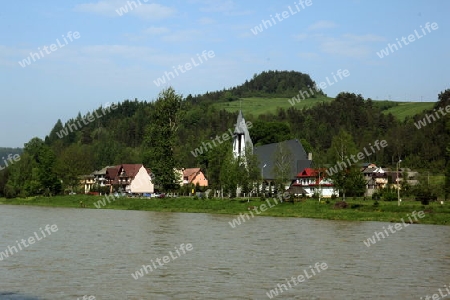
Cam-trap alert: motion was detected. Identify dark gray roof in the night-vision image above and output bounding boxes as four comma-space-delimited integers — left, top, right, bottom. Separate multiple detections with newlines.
254, 139, 312, 180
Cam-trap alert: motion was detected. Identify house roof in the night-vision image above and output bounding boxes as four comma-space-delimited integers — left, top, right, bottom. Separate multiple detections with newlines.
297, 168, 317, 177
106, 164, 149, 184
120, 164, 144, 178
254, 139, 312, 180
183, 168, 202, 183
92, 166, 115, 176
295, 167, 326, 178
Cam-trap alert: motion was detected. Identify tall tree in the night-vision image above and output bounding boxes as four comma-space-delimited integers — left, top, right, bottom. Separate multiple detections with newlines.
272, 141, 293, 192
327, 129, 358, 200
143, 88, 184, 191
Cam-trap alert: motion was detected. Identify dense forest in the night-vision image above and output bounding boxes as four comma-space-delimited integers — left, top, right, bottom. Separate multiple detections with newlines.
0, 70, 449, 198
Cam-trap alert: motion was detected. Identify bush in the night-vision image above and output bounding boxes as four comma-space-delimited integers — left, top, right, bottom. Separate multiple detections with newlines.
331, 194, 337, 200
373, 200, 379, 207
334, 201, 348, 209
415, 189, 437, 205
372, 193, 381, 200
4, 184, 17, 199
383, 192, 397, 202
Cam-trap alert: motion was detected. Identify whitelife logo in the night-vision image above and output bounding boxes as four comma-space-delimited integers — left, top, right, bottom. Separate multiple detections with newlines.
288, 69, 350, 106
250, 0, 312, 35
363, 211, 425, 247
228, 192, 290, 228
326, 139, 388, 176
414, 104, 450, 129
191, 120, 253, 158
0, 154, 21, 171
0, 224, 58, 261
266, 262, 328, 298
376, 22, 438, 58
18, 31, 80, 68
56, 102, 118, 138
131, 243, 193, 280
115, 0, 149, 16
153, 50, 215, 87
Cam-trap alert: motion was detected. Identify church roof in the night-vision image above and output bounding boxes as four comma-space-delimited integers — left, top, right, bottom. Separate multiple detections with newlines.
254, 139, 312, 180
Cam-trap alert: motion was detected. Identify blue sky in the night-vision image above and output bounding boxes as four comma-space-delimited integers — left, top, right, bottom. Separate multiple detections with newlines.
1, 0, 449, 147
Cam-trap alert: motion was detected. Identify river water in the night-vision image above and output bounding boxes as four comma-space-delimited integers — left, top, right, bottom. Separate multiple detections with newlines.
0, 205, 449, 299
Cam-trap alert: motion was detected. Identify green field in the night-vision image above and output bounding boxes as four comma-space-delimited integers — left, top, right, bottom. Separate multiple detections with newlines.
213, 97, 434, 120
382, 102, 434, 120
213, 96, 334, 117
1, 195, 449, 225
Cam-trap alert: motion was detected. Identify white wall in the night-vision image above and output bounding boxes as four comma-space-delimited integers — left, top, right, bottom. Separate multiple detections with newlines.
129, 166, 154, 193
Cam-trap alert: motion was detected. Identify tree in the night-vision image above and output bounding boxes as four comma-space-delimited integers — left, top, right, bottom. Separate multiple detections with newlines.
327, 130, 358, 200
219, 150, 240, 197
345, 168, 366, 197
7, 138, 61, 197
272, 141, 293, 192
143, 88, 184, 191
54, 144, 95, 193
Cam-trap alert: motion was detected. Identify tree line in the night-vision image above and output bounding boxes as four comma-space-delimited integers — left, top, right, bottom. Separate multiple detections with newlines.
0, 70, 448, 199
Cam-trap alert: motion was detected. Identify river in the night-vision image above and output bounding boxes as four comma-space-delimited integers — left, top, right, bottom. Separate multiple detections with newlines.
0, 205, 449, 299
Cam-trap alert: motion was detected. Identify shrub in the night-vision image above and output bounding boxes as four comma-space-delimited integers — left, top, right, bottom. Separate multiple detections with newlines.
372, 193, 381, 200
373, 200, 379, 207
415, 189, 437, 205
383, 192, 397, 202
4, 184, 17, 199
334, 201, 348, 209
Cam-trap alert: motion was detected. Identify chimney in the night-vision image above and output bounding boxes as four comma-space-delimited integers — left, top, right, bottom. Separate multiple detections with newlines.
308, 153, 312, 161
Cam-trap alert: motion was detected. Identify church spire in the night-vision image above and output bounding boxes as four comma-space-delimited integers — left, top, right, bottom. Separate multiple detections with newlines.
233, 110, 253, 159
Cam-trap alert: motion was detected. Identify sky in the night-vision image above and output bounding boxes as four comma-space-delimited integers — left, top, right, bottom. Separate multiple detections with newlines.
1, 0, 449, 147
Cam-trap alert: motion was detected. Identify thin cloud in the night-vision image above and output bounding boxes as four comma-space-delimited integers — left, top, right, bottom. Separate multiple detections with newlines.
145, 26, 170, 35
307, 20, 337, 31
161, 29, 203, 42
195, 0, 235, 13
343, 34, 386, 42
198, 17, 216, 25
318, 36, 371, 58
298, 52, 320, 60
73, 1, 175, 19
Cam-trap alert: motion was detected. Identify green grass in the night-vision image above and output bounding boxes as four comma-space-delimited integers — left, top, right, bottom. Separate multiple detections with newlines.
213, 97, 434, 120
213, 96, 334, 117
381, 102, 434, 120
1, 195, 449, 225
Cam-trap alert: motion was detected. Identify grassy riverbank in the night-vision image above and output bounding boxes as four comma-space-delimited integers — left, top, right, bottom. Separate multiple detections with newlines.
0, 195, 449, 225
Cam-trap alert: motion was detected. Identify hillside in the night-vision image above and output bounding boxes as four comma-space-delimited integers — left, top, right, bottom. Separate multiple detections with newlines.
214, 96, 434, 120
381, 102, 435, 120
0, 70, 448, 198
213, 96, 334, 117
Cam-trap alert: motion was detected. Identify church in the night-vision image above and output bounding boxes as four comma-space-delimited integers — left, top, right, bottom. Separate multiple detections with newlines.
232, 110, 313, 192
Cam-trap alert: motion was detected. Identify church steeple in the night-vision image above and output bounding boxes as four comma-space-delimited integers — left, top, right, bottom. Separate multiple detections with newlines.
233, 110, 253, 159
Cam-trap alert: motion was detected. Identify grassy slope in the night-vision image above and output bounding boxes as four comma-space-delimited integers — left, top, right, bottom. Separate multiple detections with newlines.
213, 96, 334, 117
382, 102, 434, 120
213, 97, 434, 120
1, 195, 449, 225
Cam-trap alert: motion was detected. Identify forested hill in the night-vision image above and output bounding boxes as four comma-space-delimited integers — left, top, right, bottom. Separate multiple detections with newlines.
0, 148, 22, 159
0, 70, 448, 197
185, 70, 324, 104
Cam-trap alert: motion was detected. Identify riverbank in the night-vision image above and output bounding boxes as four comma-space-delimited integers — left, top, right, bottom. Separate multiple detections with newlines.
0, 195, 449, 225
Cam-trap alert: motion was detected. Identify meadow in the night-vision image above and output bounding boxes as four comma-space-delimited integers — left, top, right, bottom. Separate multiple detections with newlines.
1, 195, 449, 225
213, 96, 434, 120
